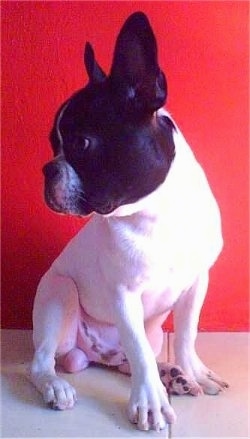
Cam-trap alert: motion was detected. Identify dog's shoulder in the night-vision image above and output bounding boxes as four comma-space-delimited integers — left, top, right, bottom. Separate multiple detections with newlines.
157, 109, 212, 195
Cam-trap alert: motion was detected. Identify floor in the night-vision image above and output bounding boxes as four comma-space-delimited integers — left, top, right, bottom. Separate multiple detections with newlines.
1, 330, 249, 438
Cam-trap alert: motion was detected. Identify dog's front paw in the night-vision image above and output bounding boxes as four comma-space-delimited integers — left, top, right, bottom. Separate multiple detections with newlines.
177, 354, 229, 395
197, 368, 229, 395
128, 379, 176, 431
39, 375, 77, 410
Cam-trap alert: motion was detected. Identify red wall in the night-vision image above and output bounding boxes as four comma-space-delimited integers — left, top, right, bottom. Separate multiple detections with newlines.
2, 1, 249, 331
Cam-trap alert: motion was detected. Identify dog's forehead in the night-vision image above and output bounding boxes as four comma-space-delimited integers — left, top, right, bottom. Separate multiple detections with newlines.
57, 84, 116, 130
56, 83, 144, 142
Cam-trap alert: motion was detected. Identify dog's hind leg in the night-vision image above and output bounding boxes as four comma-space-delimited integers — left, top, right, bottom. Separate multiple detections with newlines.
30, 271, 87, 410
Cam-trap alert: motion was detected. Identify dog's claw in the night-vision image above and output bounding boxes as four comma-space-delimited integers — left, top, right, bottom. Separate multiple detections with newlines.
128, 377, 175, 431
41, 376, 77, 410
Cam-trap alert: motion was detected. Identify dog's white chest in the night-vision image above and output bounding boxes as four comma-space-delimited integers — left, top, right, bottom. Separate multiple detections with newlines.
72, 215, 210, 321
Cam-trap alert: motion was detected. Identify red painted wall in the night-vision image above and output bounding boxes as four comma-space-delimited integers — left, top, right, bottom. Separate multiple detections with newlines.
2, 1, 249, 331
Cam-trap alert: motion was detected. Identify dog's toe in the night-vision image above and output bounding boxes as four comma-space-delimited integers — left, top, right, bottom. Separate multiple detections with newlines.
194, 368, 229, 395
198, 372, 229, 395
43, 377, 77, 410
207, 370, 229, 389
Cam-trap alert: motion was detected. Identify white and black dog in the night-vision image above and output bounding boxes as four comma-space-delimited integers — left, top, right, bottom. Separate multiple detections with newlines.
30, 12, 228, 432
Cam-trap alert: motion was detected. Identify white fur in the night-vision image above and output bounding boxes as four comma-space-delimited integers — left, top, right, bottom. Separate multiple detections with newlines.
53, 161, 82, 212
30, 110, 226, 431
56, 101, 70, 148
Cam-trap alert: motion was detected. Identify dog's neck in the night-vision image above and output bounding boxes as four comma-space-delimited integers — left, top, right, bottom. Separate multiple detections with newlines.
107, 211, 159, 236
97, 179, 168, 239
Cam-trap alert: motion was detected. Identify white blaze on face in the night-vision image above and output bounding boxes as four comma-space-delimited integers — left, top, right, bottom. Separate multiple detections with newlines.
56, 101, 71, 149
55, 163, 80, 205
49, 100, 84, 212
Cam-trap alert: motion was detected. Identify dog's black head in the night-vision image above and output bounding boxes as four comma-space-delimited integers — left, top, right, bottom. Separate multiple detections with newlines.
44, 12, 175, 216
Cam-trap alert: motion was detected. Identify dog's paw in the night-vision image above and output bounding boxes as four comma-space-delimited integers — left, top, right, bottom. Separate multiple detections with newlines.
197, 369, 229, 395
176, 355, 229, 395
158, 363, 202, 396
128, 378, 176, 431
41, 376, 77, 410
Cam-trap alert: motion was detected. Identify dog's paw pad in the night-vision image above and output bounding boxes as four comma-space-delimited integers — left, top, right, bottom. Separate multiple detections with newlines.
158, 363, 198, 396
158, 364, 183, 387
168, 376, 192, 395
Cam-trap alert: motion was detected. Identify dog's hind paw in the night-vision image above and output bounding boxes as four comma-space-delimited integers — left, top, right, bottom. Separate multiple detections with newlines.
158, 363, 201, 396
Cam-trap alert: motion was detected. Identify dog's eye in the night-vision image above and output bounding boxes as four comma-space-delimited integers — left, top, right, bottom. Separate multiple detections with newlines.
72, 135, 91, 153
82, 137, 91, 150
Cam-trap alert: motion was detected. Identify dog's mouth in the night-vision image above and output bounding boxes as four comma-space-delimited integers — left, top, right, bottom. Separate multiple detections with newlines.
91, 201, 119, 216
90, 193, 144, 216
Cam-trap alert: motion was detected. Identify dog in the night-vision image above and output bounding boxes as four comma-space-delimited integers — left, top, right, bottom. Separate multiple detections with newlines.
30, 12, 228, 432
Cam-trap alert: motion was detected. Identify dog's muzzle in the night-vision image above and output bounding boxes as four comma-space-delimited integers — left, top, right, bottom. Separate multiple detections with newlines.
42, 159, 93, 216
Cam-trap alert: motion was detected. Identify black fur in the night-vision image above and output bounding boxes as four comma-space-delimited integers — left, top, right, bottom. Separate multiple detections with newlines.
45, 12, 175, 215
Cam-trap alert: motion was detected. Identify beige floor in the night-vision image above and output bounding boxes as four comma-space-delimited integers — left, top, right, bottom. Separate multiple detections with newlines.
1, 330, 249, 438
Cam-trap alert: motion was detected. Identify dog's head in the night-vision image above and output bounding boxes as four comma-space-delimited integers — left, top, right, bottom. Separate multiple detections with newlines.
44, 12, 175, 216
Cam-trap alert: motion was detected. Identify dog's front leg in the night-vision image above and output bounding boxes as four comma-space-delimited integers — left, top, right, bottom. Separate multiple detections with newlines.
114, 290, 176, 431
30, 272, 87, 409
173, 271, 229, 395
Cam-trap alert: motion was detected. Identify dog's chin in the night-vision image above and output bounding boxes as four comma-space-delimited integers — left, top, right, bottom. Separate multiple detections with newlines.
64, 201, 137, 218
93, 203, 118, 216
45, 191, 153, 219
93, 198, 146, 217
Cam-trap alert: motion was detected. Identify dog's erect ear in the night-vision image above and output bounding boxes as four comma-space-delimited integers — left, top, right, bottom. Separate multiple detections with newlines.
110, 12, 167, 113
84, 42, 107, 83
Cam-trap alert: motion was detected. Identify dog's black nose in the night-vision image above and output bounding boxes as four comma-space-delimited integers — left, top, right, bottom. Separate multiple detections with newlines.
42, 162, 60, 180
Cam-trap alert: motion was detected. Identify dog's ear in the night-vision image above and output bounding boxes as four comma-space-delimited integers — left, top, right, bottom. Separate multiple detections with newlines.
110, 12, 167, 113
84, 42, 107, 83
